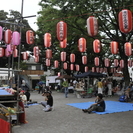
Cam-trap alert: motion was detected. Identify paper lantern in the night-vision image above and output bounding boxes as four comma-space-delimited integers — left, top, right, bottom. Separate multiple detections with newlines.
58, 72, 61, 76
82, 56, 87, 65
110, 41, 118, 54
5, 48, 10, 57
44, 33, 51, 48
94, 57, 99, 66
104, 58, 110, 67
124, 42, 132, 56
70, 53, 75, 63
23, 52, 28, 60
63, 62, 68, 70
12, 31, 20, 45
33, 46, 39, 57
93, 39, 101, 53
114, 59, 119, 67
7, 44, 12, 54
87, 16, 98, 36
119, 59, 124, 68
96, 67, 99, 73
26, 30, 34, 44
128, 60, 132, 67
0, 47, 4, 57
0, 26, 3, 41
46, 49, 52, 59
46, 59, 50, 67
100, 68, 103, 73
85, 66, 88, 72
4, 29, 12, 44
13, 49, 18, 57
78, 38, 86, 52
60, 52, 66, 62
75, 65, 80, 71
92, 67, 95, 72
60, 39, 67, 48
54, 60, 59, 68
118, 9, 132, 33
35, 56, 39, 63
70, 64, 74, 71
57, 21, 67, 41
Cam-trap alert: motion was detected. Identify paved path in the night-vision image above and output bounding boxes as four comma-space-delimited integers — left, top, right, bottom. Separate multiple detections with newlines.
12, 91, 133, 133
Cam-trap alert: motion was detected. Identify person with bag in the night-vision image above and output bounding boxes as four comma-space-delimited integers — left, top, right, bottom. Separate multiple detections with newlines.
82, 93, 106, 113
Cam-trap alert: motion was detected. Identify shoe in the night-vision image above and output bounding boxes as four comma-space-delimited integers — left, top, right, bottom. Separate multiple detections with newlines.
88, 110, 91, 114
82, 109, 87, 113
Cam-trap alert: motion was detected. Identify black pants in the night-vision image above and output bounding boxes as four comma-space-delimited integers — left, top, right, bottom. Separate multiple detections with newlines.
87, 105, 104, 112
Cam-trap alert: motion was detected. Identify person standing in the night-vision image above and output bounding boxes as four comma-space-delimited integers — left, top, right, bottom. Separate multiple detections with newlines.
62, 79, 69, 98
97, 79, 103, 94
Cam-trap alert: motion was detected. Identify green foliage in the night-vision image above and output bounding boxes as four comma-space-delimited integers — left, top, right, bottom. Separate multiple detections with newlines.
36, 0, 133, 85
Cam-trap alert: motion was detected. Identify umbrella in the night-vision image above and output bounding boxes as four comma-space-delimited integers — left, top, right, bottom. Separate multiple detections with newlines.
55, 75, 75, 80
74, 71, 107, 78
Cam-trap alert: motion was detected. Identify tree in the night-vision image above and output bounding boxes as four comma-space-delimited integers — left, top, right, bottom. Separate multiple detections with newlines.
36, 0, 133, 86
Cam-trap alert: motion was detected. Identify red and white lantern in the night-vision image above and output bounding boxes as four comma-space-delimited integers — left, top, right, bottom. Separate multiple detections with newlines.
0, 26, 3, 41
0, 47, 4, 57
70, 53, 75, 63
78, 38, 86, 52
58, 72, 61, 77
57, 21, 67, 41
44, 33, 51, 48
119, 59, 124, 68
46, 49, 52, 59
96, 67, 99, 73
46, 59, 50, 67
85, 66, 88, 72
7, 44, 12, 54
92, 67, 95, 72
110, 41, 118, 54
33, 46, 39, 57
118, 9, 132, 33
93, 39, 101, 53
12, 31, 20, 46
60, 52, 66, 62
82, 56, 87, 65
60, 39, 67, 48
104, 58, 110, 67
26, 30, 34, 44
87, 16, 98, 36
70, 64, 74, 71
35, 56, 39, 63
54, 60, 59, 68
4, 29, 12, 44
100, 68, 103, 73
23, 52, 28, 60
124, 42, 132, 56
128, 60, 132, 67
63, 62, 67, 70
114, 59, 119, 67
94, 57, 99, 66
13, 49, 18, 57
75, 65, 80, 71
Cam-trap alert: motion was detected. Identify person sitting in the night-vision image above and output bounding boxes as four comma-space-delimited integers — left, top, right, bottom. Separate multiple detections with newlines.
40, 91, 53, 112
82, 93, 106, 113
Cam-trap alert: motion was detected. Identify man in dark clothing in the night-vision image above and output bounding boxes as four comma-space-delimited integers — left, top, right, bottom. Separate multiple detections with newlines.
40, 91, 53, 112
82, 93, 105, 113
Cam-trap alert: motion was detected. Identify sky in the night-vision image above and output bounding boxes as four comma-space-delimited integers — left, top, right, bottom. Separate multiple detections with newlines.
0, 0, 41, 31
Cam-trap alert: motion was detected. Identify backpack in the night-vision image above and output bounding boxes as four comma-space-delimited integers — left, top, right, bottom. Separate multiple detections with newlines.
119, 95, 126, 102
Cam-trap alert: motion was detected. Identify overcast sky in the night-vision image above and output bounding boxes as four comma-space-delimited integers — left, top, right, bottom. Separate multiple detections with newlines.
0, 0, 41, 30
